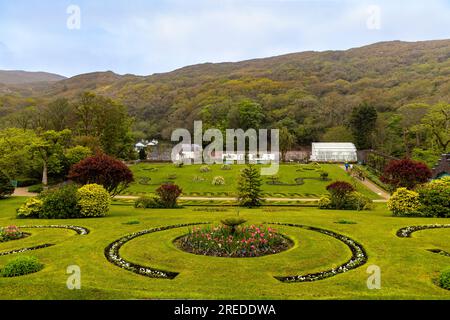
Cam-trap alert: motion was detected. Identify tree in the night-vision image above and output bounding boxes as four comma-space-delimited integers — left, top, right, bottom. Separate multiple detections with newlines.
349, 103, 378, 149
279, 127, 294, 162
0, 128, 39, 179
420, 103, 450, 153
0, 171, 14, 199
237, 164, 263, 208
398, 103, 430, 156
64, 146, 93, 167
228, 99, 264, 131
381, 159, 432, 190
321, 126, 353, 142
46, 98, 74, 131
32, 130, 72, 187
68, 153, 134, 196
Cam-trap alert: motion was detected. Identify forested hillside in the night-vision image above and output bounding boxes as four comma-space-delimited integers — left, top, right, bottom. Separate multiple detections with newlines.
0, 39, 449, 164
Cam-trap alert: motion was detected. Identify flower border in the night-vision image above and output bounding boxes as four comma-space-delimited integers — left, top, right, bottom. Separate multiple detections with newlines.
104, 222, 210, 279
396, 224, 450, 238
267, 223, 368, 283
0, 225, 89, 257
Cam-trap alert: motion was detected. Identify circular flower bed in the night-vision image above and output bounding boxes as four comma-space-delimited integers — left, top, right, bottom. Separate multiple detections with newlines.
174, 224, 294, 258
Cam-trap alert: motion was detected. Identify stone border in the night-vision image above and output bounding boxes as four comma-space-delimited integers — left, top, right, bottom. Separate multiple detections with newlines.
396, 224, 450, 238
267, 223, 368, 283
19, 225, 90, 235
0, 244, 54, 257
0, 225, 89, 257
104, 222, 210, 279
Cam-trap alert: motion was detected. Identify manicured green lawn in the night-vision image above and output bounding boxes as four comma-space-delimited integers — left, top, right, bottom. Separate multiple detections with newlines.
126, 163, 381, 199
1, 197, 449, 300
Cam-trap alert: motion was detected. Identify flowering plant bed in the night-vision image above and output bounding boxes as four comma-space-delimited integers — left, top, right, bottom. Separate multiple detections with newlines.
174, 224, 293, 258
0, 226, 26, 242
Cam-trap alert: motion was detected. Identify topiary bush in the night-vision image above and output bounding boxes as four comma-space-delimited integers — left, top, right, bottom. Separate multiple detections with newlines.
0, 171, 14, 199
39, 184, 80, 219
212, 176, 225, 185
439, 268, 450, 290
1, 256, 43, 277
417, 177, 450, 218
387, 188, 420, 216
200, 165, 211, 173
16, 198, 44, 219
77, 184, 110, 217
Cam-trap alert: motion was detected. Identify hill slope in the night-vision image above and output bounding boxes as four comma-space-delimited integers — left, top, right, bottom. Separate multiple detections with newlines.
0, 70, 66, 85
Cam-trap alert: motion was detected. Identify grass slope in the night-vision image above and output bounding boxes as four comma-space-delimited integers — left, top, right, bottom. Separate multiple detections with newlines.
126, 163, 381, 199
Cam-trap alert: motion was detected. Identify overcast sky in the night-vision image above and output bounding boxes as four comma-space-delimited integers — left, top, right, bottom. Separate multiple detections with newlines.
0, 0, 449, 77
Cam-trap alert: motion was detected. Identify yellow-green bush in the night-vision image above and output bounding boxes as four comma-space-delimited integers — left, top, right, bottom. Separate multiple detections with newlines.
16, 198, 43, 219
417, 177, 450, 218
387, 188, 420, 216
77, 184, 110, 217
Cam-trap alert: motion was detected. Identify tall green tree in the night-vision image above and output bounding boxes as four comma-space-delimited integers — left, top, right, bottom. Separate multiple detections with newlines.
279, 127, 295, 162
32, 130, 72, 187
349, 103, 378, 149
237, 164, 263, 208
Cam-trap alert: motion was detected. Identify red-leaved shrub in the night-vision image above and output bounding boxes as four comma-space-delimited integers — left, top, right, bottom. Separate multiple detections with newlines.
326, 181, 356, 209
381, 159, 431, 190
68, 153, 134, 196
156, 184, 182, 208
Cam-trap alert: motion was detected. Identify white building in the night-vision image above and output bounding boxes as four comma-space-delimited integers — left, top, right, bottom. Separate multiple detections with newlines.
310, 143, 358, 163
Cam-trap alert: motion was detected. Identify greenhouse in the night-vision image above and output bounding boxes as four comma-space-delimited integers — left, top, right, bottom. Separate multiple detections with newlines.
310, 143, 358, 162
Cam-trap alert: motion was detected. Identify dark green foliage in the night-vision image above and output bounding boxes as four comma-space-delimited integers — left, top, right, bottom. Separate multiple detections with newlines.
138, 148, 147, 160
237, 164, 263, 208
417, 178, 450, 218
1, 256, 44, 278
349, 103, 378, 149
39, 183, 80, 219
439, 268, 450, 290
0, 171, 14, 199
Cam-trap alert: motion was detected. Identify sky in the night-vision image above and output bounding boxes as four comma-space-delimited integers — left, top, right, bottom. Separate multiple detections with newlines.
0, 0, 449, 77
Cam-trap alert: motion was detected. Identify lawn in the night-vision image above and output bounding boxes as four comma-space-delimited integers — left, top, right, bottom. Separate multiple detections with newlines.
1, 197, 449, 300
126, 163, 381, 199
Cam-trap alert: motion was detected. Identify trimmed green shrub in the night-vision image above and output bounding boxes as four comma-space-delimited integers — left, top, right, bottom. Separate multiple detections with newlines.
318, 196, 332, 209
28, 184, 44, 194
77, 184, 110, 217
320, 172, 330, 181
221, 164, 232, 170
439, 268, 450, 290
134, 196, 160, 209
346, 192, 373, 211
16, 178, 40, 187
0, 171, 14, 199
417, 177, 450, 218
16, 198, 44, 219
212, 176, 225, 185
39, 184, 80, 219
1, 256, 43, 277
387, 188, 420, 216
200, 165, 211, 173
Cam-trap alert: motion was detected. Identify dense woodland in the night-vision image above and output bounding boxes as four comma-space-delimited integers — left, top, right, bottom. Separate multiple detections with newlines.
0, 40, 449, 174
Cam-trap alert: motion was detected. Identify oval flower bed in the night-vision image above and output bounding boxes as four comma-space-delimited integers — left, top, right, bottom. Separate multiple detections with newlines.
174, 224, 293, 258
